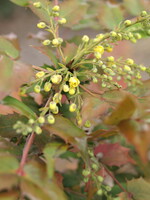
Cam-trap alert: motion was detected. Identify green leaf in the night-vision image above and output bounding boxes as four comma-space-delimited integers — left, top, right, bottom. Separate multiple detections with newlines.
0, 154, 19, 174
102, 90, 129, 103
124, 0, 144, 15
98, 4, 123, 29
10, 0, 29, 6
127, 178, 150, 200
21, 178, 67, 200
22, 161, 67, 200
0, 137, 22, 156
127, 80, 150, 97
44, 115, 85, 143
2, 96, 36, 119
105, 95, 137, 125
60, 0, 88, 28
28, 0, 52, 25
0, 37, 19, 59
43, 142, 67, 178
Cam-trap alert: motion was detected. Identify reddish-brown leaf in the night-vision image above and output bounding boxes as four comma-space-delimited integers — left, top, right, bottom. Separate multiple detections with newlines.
81, 94, 109, 124
118, 120, 150, 163
105, 95, 137, 125
94, 143, 135, 167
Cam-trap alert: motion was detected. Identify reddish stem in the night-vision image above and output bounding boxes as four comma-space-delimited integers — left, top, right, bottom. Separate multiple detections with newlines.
54, 0, 58, 5
17, 133, 36, 176
104, 166, 132, 199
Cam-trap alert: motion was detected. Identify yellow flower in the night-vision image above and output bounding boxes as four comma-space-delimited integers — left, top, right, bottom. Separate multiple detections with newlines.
69, 77, 80, 88
93, 45, 104, 54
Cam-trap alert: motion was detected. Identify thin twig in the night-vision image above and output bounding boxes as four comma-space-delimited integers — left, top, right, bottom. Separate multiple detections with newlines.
17, 133, 36, 176
103, 165, 132, 199
65, 188, 86, 198
79, 85, 103, 97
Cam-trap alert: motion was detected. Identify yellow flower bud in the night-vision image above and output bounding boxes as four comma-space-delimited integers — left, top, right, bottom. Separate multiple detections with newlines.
47, 115, 55, 124
34, 85, 41, 93
94, 45, 104, 54
82, 35, 89, 43
52, 5, 60, 12
58, 18, 67, 24
139, 65, 146, 71
141, 11, 147, 17
49, 101, 57, 111
52, 106, 59, 114
96, 34, 104, 40
94, 52, 101, 59
63, 84, 69, 92
69, 87, 76, 95
69, 77, 80, 88
44, 82, 52, 92
107, 56, 114, 62
38, 116, 45, 124
35, 126, 42, 134
124, 65, 131, 72
52, 38, 60, 46
126, 58, 134, 65
33, 2, 41, 8
136, 72, 141, 79
35, 71, 45, 79
84, 120, 91, 128
42, 39, 51, 46
53, 93, 62, 103
105, 46, 113, 52
69, 103, 77, 112
110, 31, 117, 37
51, 74, 62, 84
37, 22, 46, 29
124, 20, 132, 26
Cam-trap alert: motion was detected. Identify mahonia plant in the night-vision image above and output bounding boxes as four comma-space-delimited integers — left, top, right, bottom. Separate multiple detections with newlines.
1, 1, 150, 200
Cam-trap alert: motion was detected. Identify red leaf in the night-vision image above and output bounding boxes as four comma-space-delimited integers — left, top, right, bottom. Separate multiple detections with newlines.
94, 143, 135, 167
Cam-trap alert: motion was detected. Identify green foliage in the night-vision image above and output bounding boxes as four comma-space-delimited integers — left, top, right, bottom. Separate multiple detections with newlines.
0, 0, 150, 199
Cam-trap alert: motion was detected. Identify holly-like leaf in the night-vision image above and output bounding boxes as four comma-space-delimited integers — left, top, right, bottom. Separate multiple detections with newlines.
43, 142, 68, 178
0, 137, 22, 156
0, 37, 19, 59
32, 45, 58, 66
2, 96, 36, 119
97, 3, 123, 30
0, 60, 33, 107
124, 0, 144, 15
102, 90, 129, 103
22, 160, 67, 200
81, 94, 109, 124
128, 80, 150, 97
0, 154, 19, 174
60, 0, 89, 27
118, 120, 150, 163
44, 115, 85, 143
94, 143, 135, 167
63, 42, 77, 63
105, 95, 137, 125
10, 0, 29, 6
127, 178, 150, 200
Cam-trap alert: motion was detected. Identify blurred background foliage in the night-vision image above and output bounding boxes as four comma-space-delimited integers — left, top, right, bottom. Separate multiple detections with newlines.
1, 0, 150, 29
